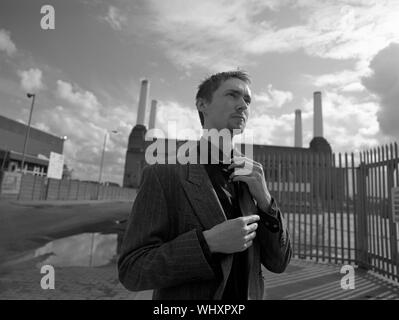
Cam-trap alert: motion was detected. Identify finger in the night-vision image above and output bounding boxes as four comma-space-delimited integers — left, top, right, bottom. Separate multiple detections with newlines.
246, 222, 258, 233
234, 167, 255, 177
229, 162, 256, 172
228, 161, 246, 170
231, 156, 246, 162
245, 231, 256, 241
241, 240, 253, 251
243, 214, 260, 225
231, 156, 261, 167
230, 175, 252, 184
232, 156, 254, 163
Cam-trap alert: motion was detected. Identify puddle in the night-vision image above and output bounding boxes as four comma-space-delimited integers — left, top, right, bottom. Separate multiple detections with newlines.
34, 233, 119, 268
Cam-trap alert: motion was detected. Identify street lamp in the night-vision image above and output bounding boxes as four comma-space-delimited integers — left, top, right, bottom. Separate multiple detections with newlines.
98, 130, 118, 184
60, 135, 68, 154
59, 135, 69, 178
21, 93, 36, 173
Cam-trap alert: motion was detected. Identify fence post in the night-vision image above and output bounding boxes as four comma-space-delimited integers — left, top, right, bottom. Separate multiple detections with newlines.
387, 144, 399, 280
356, 161, 370, 269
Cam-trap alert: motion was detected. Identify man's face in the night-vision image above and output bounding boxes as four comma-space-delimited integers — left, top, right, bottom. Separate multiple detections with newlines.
199, 78, 251, 134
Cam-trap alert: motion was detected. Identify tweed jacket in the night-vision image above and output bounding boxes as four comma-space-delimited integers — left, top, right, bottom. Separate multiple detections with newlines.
118, 148, 292, 300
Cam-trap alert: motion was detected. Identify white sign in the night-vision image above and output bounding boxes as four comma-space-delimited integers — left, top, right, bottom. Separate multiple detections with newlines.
392, 187, 399, 223
47, 152, 64, 179
1, 172, 22, 194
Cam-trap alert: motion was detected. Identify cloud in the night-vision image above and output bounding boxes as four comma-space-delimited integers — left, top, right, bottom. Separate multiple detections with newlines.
103, 6, 127, 31
246, 1, 399, 61
239, 112, 294, 147
301, 91, 382, 152
143, 0, 277, 70
362, 42, 399, 139
341, 82, 365, 92
138, 0, 399, 71
33, 101, 132, 184
0, 29, 16, 56
154, 101, 202, 139
56, 80, 101, 118
17, 68, 44, 92
37, 79, 138, 184
34, 122, 50, 132
310, 69, 366, 92
253, 84, 293, 110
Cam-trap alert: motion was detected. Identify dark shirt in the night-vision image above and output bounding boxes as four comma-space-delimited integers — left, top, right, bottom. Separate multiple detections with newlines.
195, 141, 283, 300
204, 162, 249, 300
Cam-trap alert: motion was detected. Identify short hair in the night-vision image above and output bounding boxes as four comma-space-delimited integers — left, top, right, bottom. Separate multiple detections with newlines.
195, 70, 251, 127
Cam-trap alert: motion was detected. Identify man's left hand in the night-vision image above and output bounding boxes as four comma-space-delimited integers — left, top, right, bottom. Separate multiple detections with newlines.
228, 157, 272, 212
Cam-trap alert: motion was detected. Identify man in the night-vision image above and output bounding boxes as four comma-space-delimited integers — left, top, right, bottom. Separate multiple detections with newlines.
118, 70, 292, 300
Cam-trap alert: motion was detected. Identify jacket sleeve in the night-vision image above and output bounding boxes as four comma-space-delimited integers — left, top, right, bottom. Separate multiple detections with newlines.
256, 198, 292, 273
118, 165, 217, 291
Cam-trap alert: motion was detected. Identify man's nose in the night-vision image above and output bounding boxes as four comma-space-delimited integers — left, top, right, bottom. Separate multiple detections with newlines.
236, 98, 248, 112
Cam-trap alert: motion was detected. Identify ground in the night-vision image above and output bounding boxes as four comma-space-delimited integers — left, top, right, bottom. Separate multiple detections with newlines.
0, 200, 398, 300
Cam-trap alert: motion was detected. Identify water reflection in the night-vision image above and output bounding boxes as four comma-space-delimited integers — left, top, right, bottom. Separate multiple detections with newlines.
35, 233, 118, 267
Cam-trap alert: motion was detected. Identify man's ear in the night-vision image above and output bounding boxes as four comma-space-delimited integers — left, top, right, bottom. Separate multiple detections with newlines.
196, 98, 208, 115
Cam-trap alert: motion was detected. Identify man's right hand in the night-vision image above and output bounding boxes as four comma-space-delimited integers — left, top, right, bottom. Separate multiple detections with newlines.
202, 215, 259, 254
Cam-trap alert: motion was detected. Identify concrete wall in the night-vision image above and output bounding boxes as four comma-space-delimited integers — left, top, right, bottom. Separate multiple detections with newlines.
0, 172, 136, 201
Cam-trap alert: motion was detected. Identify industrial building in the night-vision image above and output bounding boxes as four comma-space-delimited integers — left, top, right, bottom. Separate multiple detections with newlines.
0, 115, 66, 176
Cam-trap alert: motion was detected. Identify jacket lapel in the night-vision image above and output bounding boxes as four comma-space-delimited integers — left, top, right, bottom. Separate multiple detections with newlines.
180, 161, 234, 300
181, 163, 227, 230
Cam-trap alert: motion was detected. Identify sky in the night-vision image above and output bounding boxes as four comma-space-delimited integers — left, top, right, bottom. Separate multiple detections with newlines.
0, 0, 399, 185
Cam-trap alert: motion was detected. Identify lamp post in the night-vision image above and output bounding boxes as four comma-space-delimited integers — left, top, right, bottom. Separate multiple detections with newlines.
96, 130, 118, 201
60, 135, 68, 178
21, 93, 36, 173
98, 130, 118, 185
61, 135, 68, 151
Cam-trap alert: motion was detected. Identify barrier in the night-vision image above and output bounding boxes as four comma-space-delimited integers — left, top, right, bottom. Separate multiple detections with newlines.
0, 173, 136, 202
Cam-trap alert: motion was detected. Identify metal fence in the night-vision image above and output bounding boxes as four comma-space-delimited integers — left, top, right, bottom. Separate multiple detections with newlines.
254, 143, 399, 282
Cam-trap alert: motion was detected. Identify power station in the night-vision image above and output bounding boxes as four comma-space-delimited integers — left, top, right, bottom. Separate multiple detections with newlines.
123, 80, 332, 188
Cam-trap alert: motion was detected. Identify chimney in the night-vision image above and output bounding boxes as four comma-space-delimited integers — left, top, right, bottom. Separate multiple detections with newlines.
294, 109, 303, 148
136, 79, 150, 126
313, 91, 323, 138
148, 100, 157, 130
